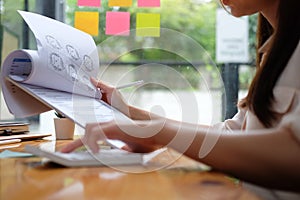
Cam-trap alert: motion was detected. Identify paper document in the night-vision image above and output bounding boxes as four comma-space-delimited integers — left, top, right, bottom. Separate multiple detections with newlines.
1, 10, 101, 118
0, 122, 29, 135
25, 145, 144, 167
1, 11, 131, 149
8, 79, 115, 127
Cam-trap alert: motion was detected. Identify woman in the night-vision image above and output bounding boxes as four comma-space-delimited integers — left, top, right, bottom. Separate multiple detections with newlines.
62, 0, 300, 199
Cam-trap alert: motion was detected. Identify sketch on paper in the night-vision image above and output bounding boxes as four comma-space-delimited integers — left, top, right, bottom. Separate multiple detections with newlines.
66, 44, 80, 61
1, 10, 101, 118
50, 53, 65, 71
83, 55, 93, 71
46, 35, 62, 50
68, 64, 78, 82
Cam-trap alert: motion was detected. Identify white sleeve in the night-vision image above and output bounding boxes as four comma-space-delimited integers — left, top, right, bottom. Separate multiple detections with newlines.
211, 108, 247, 132
280, 103, 300, 143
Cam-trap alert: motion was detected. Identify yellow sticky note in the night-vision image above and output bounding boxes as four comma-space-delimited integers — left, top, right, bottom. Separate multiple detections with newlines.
109, 0, 132, 7
74, 11, 99, 36
136, 13, 160, 37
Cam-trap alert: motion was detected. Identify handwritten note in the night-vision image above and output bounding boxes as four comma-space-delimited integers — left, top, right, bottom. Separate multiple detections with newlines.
108, 0, 132, 7
137, 0, 160, 7
136, 13, 160, 37
105, 12, 130, 36
74, 11, 99, 36
77, 0, 101, 7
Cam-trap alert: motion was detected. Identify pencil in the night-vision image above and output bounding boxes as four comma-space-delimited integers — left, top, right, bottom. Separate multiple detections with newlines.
116, 80, 144, 90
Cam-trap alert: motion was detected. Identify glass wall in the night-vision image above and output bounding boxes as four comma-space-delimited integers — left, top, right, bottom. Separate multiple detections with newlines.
0, 0, 35, 122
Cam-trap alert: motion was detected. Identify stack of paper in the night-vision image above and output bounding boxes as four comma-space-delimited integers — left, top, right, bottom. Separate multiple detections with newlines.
0, 122, 29, 136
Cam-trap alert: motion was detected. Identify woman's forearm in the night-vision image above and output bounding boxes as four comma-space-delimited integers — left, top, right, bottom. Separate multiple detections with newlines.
127, 105, 151, 120
127, 105, 164, 120
120, 104, 300, 190
158, 121, 300, 191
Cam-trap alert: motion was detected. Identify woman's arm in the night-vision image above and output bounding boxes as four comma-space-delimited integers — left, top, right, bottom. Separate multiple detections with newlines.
62, 115, 300, 191
160, 121, 300, 191
67, 78, 300, 190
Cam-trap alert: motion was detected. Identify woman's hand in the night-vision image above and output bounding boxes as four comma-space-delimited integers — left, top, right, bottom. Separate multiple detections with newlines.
91, 77, 130, 116
61, 118, 168, 153
60, 77, 171, 153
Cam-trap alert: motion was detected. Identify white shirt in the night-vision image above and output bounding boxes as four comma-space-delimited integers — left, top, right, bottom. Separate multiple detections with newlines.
213, 40, 300, 200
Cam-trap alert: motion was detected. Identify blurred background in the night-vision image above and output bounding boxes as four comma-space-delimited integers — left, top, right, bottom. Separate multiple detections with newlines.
0, 0, 257, 135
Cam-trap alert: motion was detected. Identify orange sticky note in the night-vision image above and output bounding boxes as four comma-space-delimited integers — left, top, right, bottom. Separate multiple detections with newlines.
77, 0, 101, 7
136, 13, 160, 37
108, 0, 132, 7
74, 11, 99, 36
106, 12, 130, 36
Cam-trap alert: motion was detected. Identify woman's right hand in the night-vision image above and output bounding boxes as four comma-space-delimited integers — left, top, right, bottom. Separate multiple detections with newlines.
61, 118, 169, 154
91, 77, 130, 116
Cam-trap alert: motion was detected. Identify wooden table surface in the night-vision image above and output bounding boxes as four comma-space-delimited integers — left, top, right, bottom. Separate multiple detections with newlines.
0, 137, 261, 200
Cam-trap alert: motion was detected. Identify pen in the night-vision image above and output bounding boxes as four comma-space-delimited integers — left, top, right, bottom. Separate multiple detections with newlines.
116, 80, 144, 90
0, 139, 22, 145
97, 80, 144, 95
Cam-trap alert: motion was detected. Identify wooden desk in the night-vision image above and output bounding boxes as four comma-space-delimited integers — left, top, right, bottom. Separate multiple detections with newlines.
0, 138, 261, 200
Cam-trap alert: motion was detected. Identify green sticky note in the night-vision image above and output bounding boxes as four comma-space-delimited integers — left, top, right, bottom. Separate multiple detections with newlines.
136, 13, 160, 37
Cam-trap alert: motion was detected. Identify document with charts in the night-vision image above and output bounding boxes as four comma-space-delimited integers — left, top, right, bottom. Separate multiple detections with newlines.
1, 10, 102, 118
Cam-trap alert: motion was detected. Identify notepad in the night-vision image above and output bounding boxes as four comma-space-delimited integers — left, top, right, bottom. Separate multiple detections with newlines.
0, 133, 51, 141
0, 122, 29, 135
25, 145, 165, 167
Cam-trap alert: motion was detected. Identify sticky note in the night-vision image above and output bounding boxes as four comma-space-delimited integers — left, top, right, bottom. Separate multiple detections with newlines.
74, 11, 99, 36
106, 12, 130, 36
137, 0, 160, 7
77, 0, 101, 7
108, 0, 132, 7
136, 13, 160, 37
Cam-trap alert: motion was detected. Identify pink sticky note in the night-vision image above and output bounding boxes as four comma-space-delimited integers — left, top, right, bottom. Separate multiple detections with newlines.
77, 0, 101, 7
137, 0, 160, 7
106, 12, 130, 36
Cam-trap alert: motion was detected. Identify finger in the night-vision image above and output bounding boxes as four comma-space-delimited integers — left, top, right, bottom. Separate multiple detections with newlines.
90, 77, 113, 92
84, 124, 106, 153
121, 144, 133, 152
90, 77, 100, 87
60, 138, 83, 153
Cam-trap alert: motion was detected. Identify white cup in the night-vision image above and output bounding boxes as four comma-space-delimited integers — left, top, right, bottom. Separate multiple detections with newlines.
54, 118, 75, 140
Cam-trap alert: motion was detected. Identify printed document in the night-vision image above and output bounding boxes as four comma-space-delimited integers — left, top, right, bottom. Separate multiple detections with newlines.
1, 11, 107, 120
0, 11, 122, 128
